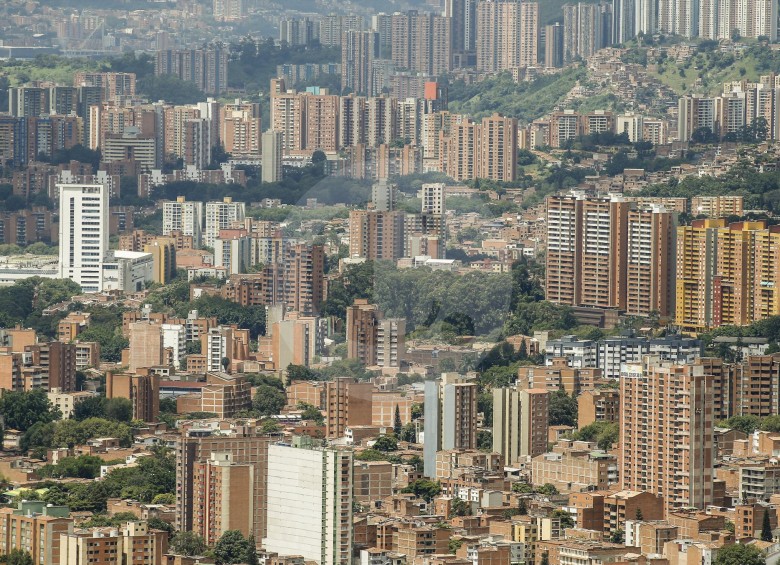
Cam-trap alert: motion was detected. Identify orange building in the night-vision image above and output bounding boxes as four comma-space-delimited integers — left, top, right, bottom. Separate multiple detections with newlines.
60, 522, 168, 565
106, 371, 160, 422
324, 377, 373, 439
193, 452, 255, 545
0, 501, 73, 565
620, 360, 714, 513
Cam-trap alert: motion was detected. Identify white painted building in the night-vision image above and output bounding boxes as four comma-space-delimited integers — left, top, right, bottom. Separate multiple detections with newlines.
102, 251, 154, 293
58, 183, 109, 293
204, 197, 245, 247
263, 438, 353, 565
163, 197, 204, 247
161, 323, 187, 368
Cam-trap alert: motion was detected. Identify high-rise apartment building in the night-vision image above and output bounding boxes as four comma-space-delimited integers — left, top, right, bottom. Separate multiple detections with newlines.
390, 12, 452, 76
476, 0, 538, 72
193, 452, 254, 545
213, 0, 247, 21
563, 3, 605, 63
346, 299, 406, 368
342, 30, 374, 95
620, 359, 714, 513
423, 375, 478, 477
203, 326, 251, 373
279, 17, 319, 45
261, 130, 283, 183
678, 95, 721, 142
175, 425, 271, 541
493, 386, 549, 464
263, 438, 353, 565
440, 114, 518, 182
73, 72, 136, 100
23, 342, 77, 392
283, 243, 325, 315
60, 522, 168, 565
545, 23, 564, 68
445, 0, 478, 63
128, 321, 164, 371
0, 501, 72, 565
220, 99, 261, 158
676, 219, 780, 331
545, 194, 677, 319
106, 371, 160, 422
155, 47, 229, 95
204, 197, 246, 248
479, 114, 519, 182
322, 14, 367, 46
324, 377, 374, 439
163, 197, 204, 247
348, 209, 406, 261
58, 183, 108, 293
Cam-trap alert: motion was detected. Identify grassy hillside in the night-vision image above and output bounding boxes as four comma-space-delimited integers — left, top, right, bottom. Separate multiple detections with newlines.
647, 44, 780, 96
448, 65, 587, 123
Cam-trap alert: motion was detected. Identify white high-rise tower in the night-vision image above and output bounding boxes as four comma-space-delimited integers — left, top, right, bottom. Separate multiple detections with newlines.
58, 183, 108, 293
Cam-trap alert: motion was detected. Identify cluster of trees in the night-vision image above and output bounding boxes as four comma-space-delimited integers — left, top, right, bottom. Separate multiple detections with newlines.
0, 242, 57, 256
0, 278, 82, 338
37, 455, 104, 479
718, 415, 780, 435
174, 294, 266, 338
18, 447, 174, 512
448, 66, 587, 122
549, 389, 578, 427
22, 417, 134, 456
570, 421, 619, 450
150, 163, 369, 208
640, 163, 780, 211
286, 359, 373, 384
73, 306, 129, 363
230, 37, 341, 92
169, 530, 258, 565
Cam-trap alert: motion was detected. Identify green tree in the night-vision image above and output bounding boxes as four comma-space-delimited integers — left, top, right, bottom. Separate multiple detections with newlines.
718, 415, 761, 435
104, 398, 133, 422
549, 388, 577, 427
478, 392, 494, 426
244, 536, 258, 565
572, 421, 619, 450
0, 389, 61, 432
252, 385, 286, 416
152, 493, 175, 505
477, 430, 493, 452
147, 517, 174, 534
518, 498, 528, 515
38, 455, 103, 479
399, 423, 417, 443
393, 405, 402, 437
286, 364, 316, 382
448, 539, 463, 554
713, 544, 765, 565
636, 507, 644, 520
552, 509, 574, 528
373, 435, 398, 452
4, 549, 34, 565
297, 402, 324, 425
540, 552, 550, 565
401, 479, 442, 502
537, 483, 559, 496
214, 530, 251, 565
170, 531, 208, 557
73, 396, 107, 420
451, 497, 471, 516
609, 529, 624, 544
762, 509, 773, 541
